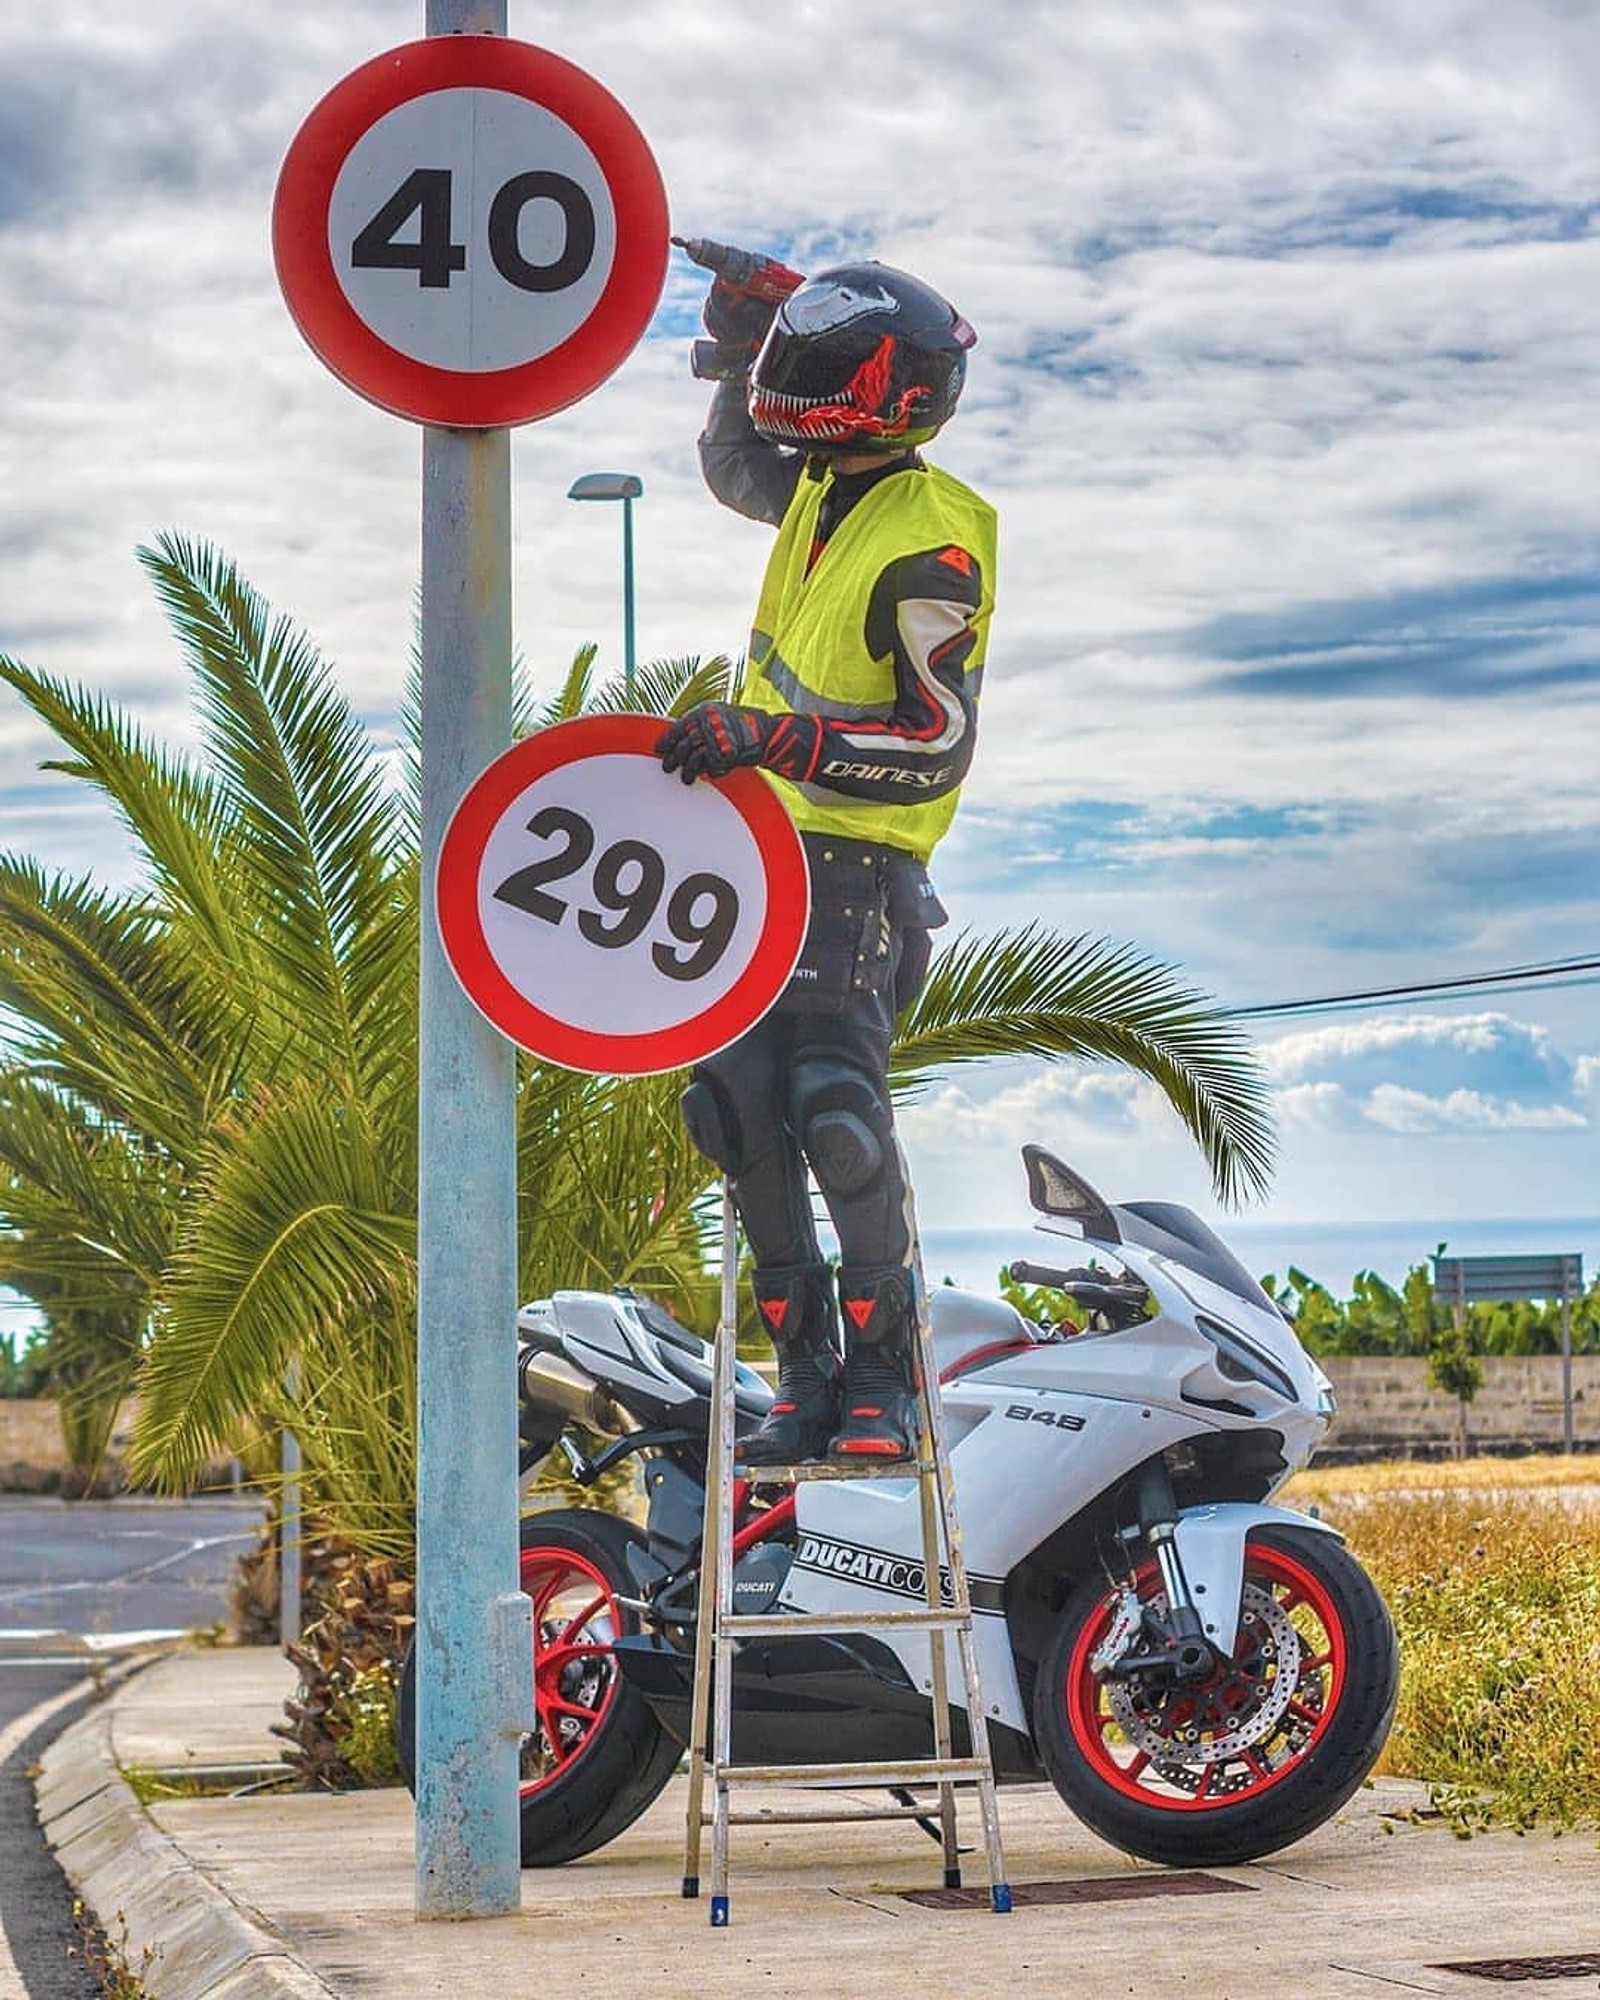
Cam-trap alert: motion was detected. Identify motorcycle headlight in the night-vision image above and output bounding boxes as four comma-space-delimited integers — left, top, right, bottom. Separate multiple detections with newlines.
1194, 1314, 1298, 1404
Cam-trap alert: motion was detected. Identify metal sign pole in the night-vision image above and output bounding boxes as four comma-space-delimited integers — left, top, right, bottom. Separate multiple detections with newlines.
274, 0, 664, 1927
414, 0, 527, 1920
1560, 1259, 1575, 1456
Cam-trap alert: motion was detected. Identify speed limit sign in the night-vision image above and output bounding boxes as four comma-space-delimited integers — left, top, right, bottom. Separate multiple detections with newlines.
272, 38, 668, 426
436, 716, 810, 1074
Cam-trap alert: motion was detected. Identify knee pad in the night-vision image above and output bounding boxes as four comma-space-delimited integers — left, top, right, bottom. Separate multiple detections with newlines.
680, 1074, 742, 1175
790, 1058, 892, 1199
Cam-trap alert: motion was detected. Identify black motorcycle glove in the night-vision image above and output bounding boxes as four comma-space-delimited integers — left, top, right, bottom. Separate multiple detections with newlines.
702, 277, 781, 348
657, 703, 824, 785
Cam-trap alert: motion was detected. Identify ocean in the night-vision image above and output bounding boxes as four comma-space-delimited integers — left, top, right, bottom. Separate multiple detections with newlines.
919, 1215, 1600, 1298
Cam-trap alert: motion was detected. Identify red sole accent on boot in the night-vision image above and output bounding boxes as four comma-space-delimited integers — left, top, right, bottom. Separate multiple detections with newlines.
836, 1439, 909, 1456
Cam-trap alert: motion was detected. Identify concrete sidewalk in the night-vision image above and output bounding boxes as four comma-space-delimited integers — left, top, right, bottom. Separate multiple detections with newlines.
33, 1647, 1600, 2000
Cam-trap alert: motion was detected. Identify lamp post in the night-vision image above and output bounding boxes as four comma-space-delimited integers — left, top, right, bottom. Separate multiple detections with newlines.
567, 471, 644, 701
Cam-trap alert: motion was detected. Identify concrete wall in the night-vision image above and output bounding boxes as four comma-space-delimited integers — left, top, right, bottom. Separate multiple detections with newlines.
0, 1398, 139, 1491
1319, 1354, 1600, 1458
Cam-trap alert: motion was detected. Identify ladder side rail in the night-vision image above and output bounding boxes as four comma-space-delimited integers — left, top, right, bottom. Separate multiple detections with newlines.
912, 1248, 1011, 1910
681, 1180, 740, 1899
910, 1231, 962, 1887
708, 1182, 742, 1925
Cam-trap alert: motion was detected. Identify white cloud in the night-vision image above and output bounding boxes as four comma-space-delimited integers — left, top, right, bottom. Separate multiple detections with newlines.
1260, 1011, 1567, 1083
1364, 1084, 1588, 1133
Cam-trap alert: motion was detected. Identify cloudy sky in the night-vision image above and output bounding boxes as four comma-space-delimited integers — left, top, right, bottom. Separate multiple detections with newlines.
2, 0, 1597, 1275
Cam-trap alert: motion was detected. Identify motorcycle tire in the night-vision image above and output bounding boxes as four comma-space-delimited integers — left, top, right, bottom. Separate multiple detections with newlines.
1034, 1523, 1400, 1868
397, 1509, 683, 1867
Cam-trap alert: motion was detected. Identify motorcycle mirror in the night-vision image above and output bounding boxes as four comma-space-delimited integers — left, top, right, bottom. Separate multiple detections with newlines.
1021, 1144, 1121, 1243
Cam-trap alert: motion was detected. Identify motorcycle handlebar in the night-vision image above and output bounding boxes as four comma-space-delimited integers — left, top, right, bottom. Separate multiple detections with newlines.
1007, 1259, 1145, 1303
1009, 1258, 1097, 1289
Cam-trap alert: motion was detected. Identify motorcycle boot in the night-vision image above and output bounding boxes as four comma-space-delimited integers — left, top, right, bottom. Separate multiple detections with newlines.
830, 1264, 922, 1462
738, 1263, 842, 1466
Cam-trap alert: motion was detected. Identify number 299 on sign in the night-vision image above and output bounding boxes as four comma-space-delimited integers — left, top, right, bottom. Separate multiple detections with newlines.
435, 716, 809, 1076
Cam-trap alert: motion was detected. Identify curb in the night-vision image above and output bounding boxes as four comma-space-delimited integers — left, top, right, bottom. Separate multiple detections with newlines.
36, 1697, 338, 2000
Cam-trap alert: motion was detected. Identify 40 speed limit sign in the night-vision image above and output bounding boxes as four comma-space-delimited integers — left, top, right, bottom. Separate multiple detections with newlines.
272, 38, 668, 426
436, 716, 811, 1074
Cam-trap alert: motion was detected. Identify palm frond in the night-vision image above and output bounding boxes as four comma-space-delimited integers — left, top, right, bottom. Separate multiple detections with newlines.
0, 655, 238, 944
130, 1079, 415, 1489
893, 923, 1276, 1207
137, 534, 403, 1084
540, 644, 600, 725
0, 1074, 178, 1294
0, 860, 241, 1151
516, 1067, 714, 1305
558, 652, 738, 720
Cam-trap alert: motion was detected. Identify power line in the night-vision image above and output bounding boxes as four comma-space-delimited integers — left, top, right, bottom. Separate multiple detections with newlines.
1222, 952, 1600, 1023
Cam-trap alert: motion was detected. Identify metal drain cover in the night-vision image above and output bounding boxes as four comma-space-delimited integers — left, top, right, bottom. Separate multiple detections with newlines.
899, 1871, 1255, 1910
1433, 1954, 1600, 1982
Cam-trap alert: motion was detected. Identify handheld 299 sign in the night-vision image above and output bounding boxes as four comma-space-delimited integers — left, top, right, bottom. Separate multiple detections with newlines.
436, 716, 810, 1074
272, 38, 668, 426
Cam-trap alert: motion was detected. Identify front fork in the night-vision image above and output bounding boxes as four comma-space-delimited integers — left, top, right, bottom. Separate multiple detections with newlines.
1098, 1464, 1347, 1685
1099, 1460, 1215, 1685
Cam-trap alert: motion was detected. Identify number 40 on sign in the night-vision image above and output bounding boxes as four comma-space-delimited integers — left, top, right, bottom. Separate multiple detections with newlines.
272, 36, 668, 427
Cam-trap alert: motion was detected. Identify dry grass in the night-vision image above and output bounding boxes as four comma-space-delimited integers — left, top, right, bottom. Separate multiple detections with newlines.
1279, 1478, 1600, 1834
1284, 1451, 1600, 1503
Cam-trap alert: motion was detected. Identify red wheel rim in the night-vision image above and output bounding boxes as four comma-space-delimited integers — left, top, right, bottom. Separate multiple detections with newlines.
519, 1543, 624, 1799
1065, 1542, 1348, 1811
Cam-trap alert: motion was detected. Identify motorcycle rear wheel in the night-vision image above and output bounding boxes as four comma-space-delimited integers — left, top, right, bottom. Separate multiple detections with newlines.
1034, 1524, 1399, 1867
397, 1509, 682, 1866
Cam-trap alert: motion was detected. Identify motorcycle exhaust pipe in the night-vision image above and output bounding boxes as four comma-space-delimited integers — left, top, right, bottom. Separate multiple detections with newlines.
517, 1346, 624, 1436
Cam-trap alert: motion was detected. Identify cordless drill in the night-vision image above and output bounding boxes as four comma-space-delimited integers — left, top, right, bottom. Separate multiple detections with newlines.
672, 235, 806, 381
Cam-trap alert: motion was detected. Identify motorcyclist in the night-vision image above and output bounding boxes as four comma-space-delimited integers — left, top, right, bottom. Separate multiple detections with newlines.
657, 255, 997, 1464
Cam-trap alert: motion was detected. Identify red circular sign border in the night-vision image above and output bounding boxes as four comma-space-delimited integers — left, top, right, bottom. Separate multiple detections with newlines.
272, 38, 669, 427
436, 715, 810, 1074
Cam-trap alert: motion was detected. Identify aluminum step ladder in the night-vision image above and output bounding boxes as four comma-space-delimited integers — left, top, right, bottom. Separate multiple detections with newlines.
681, 1186, 1011, 1925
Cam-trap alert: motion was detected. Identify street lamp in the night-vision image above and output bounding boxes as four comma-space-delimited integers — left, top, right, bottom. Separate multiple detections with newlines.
567, 471, 644, 702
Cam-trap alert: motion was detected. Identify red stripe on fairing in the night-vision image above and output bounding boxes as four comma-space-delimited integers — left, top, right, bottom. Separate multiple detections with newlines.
937, 1339, 1036, 1384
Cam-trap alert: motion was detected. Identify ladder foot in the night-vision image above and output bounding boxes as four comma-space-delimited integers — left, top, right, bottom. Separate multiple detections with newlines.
681, 1876, 699, 1899
991, 1883, 1014, 1914
710, 1895, 730, 1928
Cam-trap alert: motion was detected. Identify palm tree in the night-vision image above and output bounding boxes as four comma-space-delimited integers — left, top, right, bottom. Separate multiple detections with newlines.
0, 535, 1273, 1553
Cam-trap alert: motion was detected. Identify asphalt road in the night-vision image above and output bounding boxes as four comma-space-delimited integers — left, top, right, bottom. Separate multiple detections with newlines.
0, 1493, 268, 1997
0, 1494, 266, 1646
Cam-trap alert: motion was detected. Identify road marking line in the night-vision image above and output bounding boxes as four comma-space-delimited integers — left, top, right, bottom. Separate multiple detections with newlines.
0, 1673, 94, 2000
0, 1674, 91, 1771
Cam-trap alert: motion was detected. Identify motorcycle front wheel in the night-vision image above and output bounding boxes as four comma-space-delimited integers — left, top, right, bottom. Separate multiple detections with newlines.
1034, 1523, 1399, 1868
397, 1509, 683, 1866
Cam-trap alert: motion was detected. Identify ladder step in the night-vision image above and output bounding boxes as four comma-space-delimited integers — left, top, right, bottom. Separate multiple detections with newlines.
716, 1757, 993, 1787
721, 1608, 969, 1636
736, 1457, 934, 1482
714, 1803, 948, 1826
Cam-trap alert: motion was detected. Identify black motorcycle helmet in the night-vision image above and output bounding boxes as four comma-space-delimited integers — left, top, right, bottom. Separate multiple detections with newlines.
747, 261, 976, 452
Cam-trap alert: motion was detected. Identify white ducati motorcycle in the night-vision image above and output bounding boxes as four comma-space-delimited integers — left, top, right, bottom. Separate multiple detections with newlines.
398, 1144, 1399, 1869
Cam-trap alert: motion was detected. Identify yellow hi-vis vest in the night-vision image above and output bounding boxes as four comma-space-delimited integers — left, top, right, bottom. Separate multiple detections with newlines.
738, 460, 997, 862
